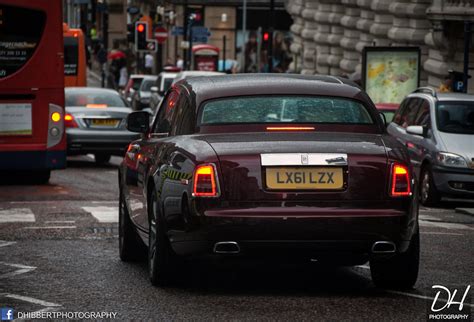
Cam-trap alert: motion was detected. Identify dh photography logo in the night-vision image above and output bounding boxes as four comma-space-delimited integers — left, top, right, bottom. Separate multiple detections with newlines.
1, 308, 14, 321
428, 285, 471, 321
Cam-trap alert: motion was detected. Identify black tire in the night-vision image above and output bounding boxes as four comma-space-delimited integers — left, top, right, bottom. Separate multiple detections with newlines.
32, 170, 51, 184
370, 230, 420, 289
94, 153, 111, 165
148, 189, 179, 286
119, 189, 146, 261
420, 165, 441, 206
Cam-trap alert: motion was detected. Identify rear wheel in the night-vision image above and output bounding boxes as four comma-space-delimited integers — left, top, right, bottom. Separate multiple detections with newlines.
420, 166, 441, 206
119, 189, 146, 261
94, 153, 111, 165
370, 230, 420, 289
148, 189, 179, 286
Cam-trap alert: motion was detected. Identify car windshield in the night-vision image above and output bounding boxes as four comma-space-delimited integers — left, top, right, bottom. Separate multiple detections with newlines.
436, 101, 474, 134
66, 90, 127, 107
200, 96, 374, 125
141, 80, 155, 92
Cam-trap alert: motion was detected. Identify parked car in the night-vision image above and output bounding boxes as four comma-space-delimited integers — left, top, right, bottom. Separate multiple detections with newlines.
122, 74, 145, 104
149, 71, 178, 113
387, 87, 474, 205
131, 75, 157, 111
376, 103, 399, 124
64, 87, 139, 164
119, 74, 419, 289
171, 70, 225, 85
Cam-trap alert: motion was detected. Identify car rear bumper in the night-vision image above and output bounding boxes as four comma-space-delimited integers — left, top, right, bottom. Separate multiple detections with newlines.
168, 205, 416, 259
66, 129, 140, 155
432, 166, 474, 197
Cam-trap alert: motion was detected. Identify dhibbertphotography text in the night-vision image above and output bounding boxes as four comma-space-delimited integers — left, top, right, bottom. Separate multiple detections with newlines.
17, 311, 117, 319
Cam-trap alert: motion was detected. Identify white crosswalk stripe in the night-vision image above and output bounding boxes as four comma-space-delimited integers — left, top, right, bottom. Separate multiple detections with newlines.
82, 206, 118, 223
0, 208, 35, 223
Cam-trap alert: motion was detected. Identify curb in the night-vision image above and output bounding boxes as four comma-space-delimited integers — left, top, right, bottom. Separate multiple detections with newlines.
455, 208, 474, 216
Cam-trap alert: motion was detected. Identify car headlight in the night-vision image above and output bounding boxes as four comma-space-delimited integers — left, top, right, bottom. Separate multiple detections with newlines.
436, 152, 468, 168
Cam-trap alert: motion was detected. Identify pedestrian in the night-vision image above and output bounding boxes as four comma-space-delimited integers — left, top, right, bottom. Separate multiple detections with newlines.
438, 76, 453, 92
118, 64, 128, 90
244, 31, 258, 73
144, 53, 154, 74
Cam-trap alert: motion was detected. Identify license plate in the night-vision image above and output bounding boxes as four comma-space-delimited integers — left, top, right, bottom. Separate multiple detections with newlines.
266, 167, 344, 190
90, 119, 119, 127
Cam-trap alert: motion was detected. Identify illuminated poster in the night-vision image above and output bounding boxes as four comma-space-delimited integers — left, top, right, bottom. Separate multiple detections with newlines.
0, 104, 32, 136
362, 47, 420, 105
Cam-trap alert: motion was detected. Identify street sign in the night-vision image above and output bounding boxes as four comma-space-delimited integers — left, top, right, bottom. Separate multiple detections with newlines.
192, 36, 208, 43
146, 40, 158, 52
171, 26, 184, 36
154, 27, 168, 44
191, 26, 211, 37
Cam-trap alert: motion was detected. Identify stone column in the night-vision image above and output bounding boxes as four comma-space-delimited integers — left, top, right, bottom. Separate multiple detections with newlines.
339, 0, 361, 75
388, 0, 432, 84
370, 0, 393, 46
288, 0, 305, 73
314, 0, 332, 74
301, 0, 319, 74
326, 1, 344, 75
355, 0, 375, 75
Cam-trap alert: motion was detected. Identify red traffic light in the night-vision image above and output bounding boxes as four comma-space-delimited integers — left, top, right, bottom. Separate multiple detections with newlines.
137, 24, 145, 33
263, 32, 269, 41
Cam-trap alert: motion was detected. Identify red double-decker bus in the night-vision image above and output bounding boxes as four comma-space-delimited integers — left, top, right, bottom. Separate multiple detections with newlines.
0, 0, 66, 183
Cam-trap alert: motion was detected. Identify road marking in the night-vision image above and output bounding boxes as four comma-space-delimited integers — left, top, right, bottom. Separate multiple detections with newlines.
387, 290, 474, 308
82, 206, 118, 223
44, 220, 75, 224
421, 231, 463, 236
4, 293, 61, 307
0, 240, 16, 248
0, 262, 36, 279
22, 226, 77, 230
0, 208, 35, 223
419, 220, 473, 231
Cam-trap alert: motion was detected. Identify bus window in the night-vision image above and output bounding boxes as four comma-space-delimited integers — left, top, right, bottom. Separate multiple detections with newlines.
0, 4, 46, 79
64, 37, 79, 76
63, 24, 87, 87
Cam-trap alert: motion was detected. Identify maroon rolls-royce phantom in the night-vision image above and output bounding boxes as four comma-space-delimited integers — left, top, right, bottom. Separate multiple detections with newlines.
119, 74, 419, 289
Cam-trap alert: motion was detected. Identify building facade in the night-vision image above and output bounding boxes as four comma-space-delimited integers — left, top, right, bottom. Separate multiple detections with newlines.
286, 0, 474, 92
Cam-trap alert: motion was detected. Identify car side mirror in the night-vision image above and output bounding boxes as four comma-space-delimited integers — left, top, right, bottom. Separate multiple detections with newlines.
127, 111, 150, 133
406, 125, 424, 136
150, 86, 159, 94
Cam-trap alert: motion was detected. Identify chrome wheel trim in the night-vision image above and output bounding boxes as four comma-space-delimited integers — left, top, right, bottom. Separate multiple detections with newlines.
421, 171, 430, 203
149, 193, 158, 277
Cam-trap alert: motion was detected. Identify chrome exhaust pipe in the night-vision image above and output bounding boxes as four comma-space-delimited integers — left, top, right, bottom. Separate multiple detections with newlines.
213, 241, 240, 254
371, 241, 396, 254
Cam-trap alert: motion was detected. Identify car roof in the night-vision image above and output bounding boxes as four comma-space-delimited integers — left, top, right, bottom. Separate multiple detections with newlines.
130, 74, 146, 78
436, 92, 474, 102
160, 72, 178, 78
65, 87, 120, 95
141, 75, 158, 81
175, 74, 369, 108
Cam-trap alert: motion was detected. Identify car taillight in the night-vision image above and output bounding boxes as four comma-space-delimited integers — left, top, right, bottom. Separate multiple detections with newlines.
64, 113, 78, 128
390, 164, 411, 197
193, 164, 219, 197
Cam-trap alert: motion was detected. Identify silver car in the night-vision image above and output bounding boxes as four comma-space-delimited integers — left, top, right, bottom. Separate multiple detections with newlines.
65, 87, 140, 164
387, 88, 474, 205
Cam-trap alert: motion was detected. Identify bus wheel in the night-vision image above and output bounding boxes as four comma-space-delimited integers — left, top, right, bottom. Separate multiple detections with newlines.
95, 154, 111, 165
32, 170, 51, 184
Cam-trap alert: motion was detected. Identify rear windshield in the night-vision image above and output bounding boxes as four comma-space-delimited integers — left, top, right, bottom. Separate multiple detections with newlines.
436, 101, 474, 134
64, 37, 78, 76
163, 78, 174, 92
0, 4, 46, 79
200, 96, 374, 125
132, 78, 143, 90
66, 91, 127, 107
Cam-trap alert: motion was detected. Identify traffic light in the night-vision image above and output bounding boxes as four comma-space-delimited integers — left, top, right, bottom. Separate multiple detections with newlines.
127, 23, 135, 43
135, 21, 148, 51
